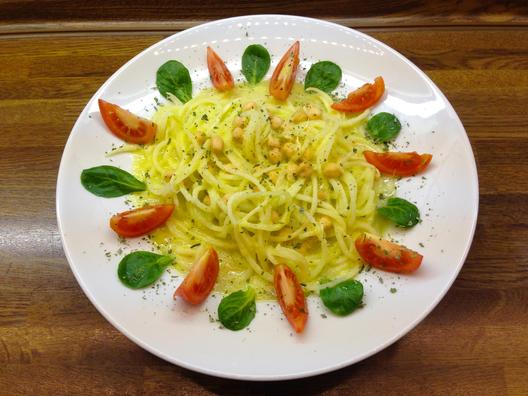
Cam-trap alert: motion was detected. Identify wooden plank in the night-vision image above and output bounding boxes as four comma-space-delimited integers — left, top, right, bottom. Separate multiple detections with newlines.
0, 0, 527, 34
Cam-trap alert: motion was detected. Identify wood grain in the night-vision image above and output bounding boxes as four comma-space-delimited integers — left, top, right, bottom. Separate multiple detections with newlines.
0, 14, 527, 396
1, 0, 528, 33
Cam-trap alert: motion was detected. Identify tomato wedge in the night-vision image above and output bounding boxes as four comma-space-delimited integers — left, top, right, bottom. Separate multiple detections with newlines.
355, 233, 423, 274
273, 264, 308, 333
269, 41, 300, 101
110, 204, 174, 238
331, 76, 385, 113
364, 151, 432, 177
98, 99, 157, 144
174, 247, 219, 305
207, 47, 234, 92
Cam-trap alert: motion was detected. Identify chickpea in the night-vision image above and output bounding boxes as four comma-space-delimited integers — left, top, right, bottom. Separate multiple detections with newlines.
268, 147, 282, 164
319, 216, 332, 231
278, 226, 293, 239
268, 170, 280, 184
287, 162, 299, 175
303, 104, 322, 120
291, 108, 308, 123
233, 116, 247, 128
211, 135, 224, 154
267, 135, 280, 148
299, 237, 317, 254
323, 162, 343, 178
318, 190, 328, 200
302, 148, 314, 161
195, 131, 206, 145
282, 142, 297, 159
232, 127, 244, 142
271, 210, 280, 223
243, 101, 257, 111
270, 116, 284, 130
297, 161, 313, 178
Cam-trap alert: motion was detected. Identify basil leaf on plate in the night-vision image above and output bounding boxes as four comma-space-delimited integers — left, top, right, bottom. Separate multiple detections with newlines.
320, 279, 363, 316
218, 288, 256, 331
304, 61, 342, 93
80, 165, 146, 197
118, 251, 173, 289
242, 44, 271, 84
378, 197, 420, 228
156, 60, 193, 103
366, 112, 401, 142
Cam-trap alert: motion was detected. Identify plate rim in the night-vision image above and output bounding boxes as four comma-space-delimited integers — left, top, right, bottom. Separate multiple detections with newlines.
56, 14, 479, 381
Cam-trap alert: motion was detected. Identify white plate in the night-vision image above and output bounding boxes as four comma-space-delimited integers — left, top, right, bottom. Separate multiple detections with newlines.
56, 15, 478, 380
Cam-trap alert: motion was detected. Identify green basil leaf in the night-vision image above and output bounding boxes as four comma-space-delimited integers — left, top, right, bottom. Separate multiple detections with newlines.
304, 61, 342, 93
156, 60, 193, 103
218, 288, 256, 331
366, 112, 401, 142
378, 197, 420, 228
118, 251, 173, 289
320, 279, 363, 316
81, 165, 146, 197
242, 44, 271, 84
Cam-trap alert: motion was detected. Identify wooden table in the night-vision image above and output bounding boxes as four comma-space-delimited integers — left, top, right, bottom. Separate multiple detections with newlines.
1, 1, 527, 394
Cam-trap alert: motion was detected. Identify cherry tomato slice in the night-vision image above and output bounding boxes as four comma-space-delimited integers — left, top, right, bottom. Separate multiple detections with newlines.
174, 248, 219, 305
331, 76, 385, 113
364, 151, 432, 177
274, 264, 308, 333
109, 204, 174, 238
269, 41, 300, 101
355, 233, 423, 274
207, 47, 234, 92
98, 99, 157, 144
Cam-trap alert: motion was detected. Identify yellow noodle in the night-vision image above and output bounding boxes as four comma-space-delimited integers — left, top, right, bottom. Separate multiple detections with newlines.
132, 81, 394, 299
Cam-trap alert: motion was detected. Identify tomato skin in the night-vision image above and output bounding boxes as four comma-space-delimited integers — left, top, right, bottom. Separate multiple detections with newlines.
207, 47, 234, 92
355, 233, 423, 274
174, 248, 219, 305
364, 151, 432, 177
98, 99, 157, 144
273, 264, 308, 333
269, 41, 300, 101
109, 204, 174, 238
331, 76, 385, 113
